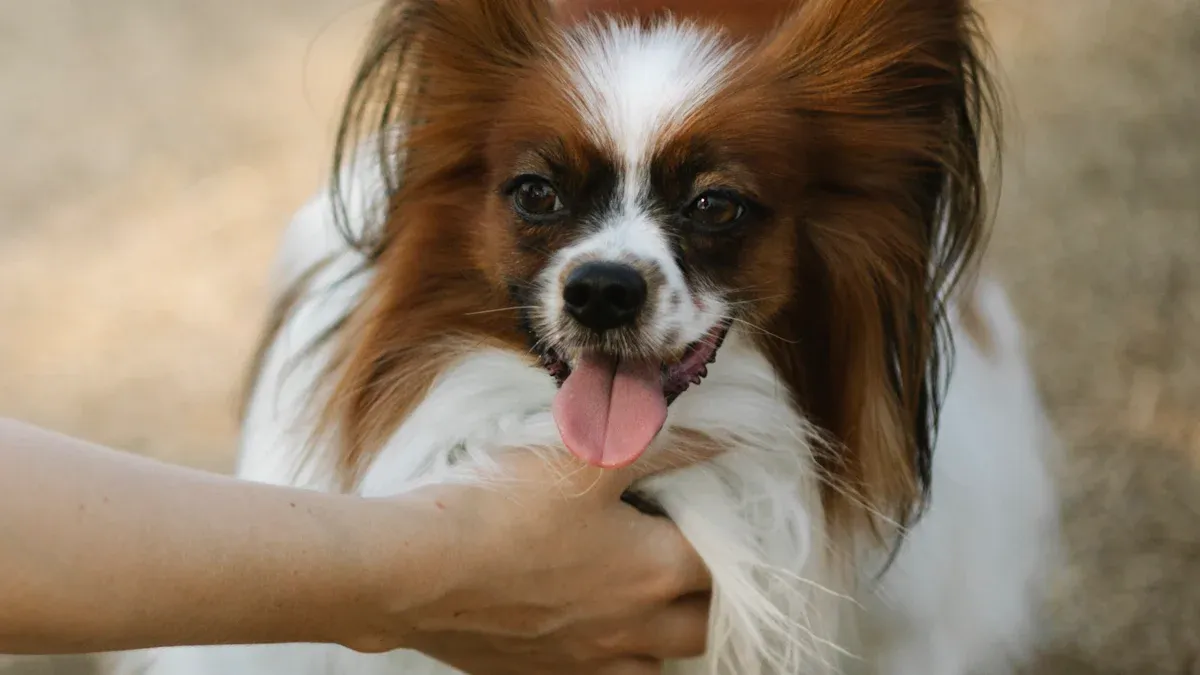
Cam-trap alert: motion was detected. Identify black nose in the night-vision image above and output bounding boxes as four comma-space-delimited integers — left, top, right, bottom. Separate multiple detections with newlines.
562, 262, 648, 334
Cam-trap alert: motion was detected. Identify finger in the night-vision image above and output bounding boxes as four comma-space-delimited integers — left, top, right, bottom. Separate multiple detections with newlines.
486, 449, 608, 494
614, 433, 725, 486
584, 439, 726, 502
621, 596, 712, 659
486, 452, 637, 506
486, 440, 722, 501
638, 519, 713, 597
514, 452, 646, 502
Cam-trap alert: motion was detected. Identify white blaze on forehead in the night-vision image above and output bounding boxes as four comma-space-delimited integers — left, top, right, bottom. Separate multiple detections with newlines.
538, 20, 735, 353
560, 19, 738, 168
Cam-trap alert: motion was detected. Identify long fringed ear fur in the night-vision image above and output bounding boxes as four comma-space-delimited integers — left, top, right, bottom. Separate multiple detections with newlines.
330, 0, 556, 257
311, 0, 559, 487
754, 0, 999, 539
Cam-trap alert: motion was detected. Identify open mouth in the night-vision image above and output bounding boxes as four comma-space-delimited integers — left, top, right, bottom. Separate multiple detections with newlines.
537, 321, 731, 402
538, 321, 731, 469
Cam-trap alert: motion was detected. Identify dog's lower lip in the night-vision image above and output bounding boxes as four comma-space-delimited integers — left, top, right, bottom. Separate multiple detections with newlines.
537, 321, 731, 402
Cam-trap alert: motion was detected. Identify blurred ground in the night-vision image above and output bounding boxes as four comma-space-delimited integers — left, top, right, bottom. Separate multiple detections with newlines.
0, 0, 1197, 673
0, 0, 376, 472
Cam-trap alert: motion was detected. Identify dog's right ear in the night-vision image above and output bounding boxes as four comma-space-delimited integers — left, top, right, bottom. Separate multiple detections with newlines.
409, 0, 556, 103
332, 0, 557, 248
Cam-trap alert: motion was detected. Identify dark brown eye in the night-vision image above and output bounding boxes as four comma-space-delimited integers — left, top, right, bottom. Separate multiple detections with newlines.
684, 190, 746, 231
511, 177, 565, 222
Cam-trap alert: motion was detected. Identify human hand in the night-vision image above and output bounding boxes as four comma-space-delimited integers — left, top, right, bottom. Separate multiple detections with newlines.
389, 451, 712, 675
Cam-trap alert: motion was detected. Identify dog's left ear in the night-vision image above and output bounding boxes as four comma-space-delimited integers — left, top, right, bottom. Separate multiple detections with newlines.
755, 0, 998, 536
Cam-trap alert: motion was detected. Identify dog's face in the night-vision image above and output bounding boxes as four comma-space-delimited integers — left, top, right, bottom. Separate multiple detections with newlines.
466, 15, 828, 467
333, 0, 994, 527
481, 21, 797, 393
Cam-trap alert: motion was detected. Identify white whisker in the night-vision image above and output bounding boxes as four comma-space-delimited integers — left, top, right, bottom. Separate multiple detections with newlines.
731, 317, 800, 345
463, 305, 538, 317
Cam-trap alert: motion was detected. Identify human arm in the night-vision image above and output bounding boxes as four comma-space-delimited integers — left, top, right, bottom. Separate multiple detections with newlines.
0, 416, 455, 654
0, 418, 709, 673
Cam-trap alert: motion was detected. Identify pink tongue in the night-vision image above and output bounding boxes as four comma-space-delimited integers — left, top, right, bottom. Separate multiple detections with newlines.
552, 354, 667, 469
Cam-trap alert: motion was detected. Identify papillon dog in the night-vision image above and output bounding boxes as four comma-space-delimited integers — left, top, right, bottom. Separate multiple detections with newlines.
116, 0, 1058, 673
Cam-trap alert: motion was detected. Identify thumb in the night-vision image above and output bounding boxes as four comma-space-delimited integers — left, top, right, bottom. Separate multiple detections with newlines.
592, 436, 725, 500
486, 450, 634, 499
488, 438, 723, 501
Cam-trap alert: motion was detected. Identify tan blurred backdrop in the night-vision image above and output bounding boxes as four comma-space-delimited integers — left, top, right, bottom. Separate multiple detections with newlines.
1, 1, 1197, 674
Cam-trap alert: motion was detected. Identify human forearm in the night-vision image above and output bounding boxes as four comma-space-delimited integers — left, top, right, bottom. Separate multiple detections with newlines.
0, 418, 445, 654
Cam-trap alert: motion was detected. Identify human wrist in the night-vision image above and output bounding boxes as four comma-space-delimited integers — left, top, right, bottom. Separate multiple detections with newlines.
329, 492, 465, 653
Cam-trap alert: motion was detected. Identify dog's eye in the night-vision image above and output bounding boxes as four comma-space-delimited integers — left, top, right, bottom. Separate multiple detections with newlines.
684, 190, 746, 232
511, 177, 565, 222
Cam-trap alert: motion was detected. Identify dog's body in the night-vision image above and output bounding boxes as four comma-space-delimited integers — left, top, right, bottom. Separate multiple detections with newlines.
116, 1, 1059, 672
118, 156, 1056, 675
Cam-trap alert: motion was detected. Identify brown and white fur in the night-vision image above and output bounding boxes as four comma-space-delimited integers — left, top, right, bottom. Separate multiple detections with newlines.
116, 0, 1059, 673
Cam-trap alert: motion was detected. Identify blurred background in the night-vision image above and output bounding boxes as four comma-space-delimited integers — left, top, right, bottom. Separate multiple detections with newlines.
0, 0, 1196, 673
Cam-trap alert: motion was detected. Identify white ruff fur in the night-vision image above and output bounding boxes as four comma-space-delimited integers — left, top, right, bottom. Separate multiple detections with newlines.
113, 20, 1058, 675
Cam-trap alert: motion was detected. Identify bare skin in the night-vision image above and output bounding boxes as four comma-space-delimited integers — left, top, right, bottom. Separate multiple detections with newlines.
0, 418, 711, 674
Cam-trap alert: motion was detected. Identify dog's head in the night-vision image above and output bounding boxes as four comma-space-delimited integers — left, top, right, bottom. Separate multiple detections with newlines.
331, 0, 996, 529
